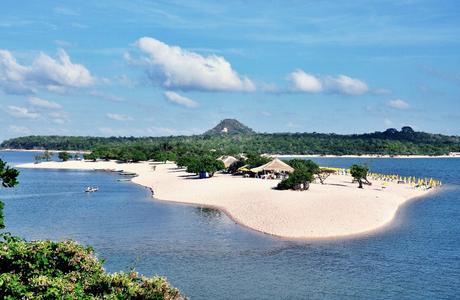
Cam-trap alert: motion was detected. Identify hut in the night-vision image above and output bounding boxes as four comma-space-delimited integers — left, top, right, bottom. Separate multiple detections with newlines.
218, 155, 239, 168
250, 158, 294, 176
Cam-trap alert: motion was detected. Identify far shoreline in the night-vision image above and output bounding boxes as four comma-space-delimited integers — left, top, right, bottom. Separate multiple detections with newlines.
0, 148, 90, 154
2, 148, 459, 158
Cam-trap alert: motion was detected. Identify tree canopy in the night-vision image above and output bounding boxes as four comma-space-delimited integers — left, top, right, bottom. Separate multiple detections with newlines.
350, 164, 370, 188
58, 151, 71, 161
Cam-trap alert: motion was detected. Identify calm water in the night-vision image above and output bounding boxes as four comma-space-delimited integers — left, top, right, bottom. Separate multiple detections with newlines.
1, 151, 459, 299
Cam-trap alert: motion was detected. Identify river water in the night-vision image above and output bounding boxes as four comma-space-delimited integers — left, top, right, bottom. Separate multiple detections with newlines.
1, 151, 459, 299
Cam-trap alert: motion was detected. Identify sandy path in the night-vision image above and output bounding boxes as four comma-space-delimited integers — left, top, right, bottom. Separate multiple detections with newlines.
16, 160, 431, 239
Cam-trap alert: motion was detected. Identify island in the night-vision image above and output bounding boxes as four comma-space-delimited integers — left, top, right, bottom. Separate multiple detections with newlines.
17, 158, 435, 239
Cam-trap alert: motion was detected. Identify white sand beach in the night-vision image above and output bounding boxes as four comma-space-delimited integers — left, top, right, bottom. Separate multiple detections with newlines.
16, 160, 433, 239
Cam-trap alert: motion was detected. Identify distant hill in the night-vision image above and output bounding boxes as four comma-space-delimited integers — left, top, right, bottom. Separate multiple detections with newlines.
203, 119, 255, 135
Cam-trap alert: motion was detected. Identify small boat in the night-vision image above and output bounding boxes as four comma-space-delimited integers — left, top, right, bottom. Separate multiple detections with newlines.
85, 186, 99, 193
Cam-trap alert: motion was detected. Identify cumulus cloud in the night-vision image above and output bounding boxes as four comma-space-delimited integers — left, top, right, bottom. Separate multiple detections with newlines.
289, 70, 322, 93
28, 96, 62, 109
5, 105, 39, 119
324, 75, 369, 95
106, 113, 133, 121
288, 70, 369, 95
164, 91, 198, 108
0, 48, 94, 95
387, 99, 410, 110
131, 37, 255, 92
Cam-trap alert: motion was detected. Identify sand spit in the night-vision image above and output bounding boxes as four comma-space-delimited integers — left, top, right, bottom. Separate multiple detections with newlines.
16, 160, 432, 239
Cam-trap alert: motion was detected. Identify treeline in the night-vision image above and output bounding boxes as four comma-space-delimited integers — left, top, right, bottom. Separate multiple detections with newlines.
2, 127, 460, 155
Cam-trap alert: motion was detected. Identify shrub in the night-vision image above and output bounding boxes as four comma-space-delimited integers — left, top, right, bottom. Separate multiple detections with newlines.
58, 151, 71, 161
0, 234, 186, 299
185, 155, 225, 176
277, 169, 314, 190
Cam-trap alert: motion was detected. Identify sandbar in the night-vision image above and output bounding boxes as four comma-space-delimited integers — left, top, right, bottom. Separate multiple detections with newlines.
16, 160, 432, 239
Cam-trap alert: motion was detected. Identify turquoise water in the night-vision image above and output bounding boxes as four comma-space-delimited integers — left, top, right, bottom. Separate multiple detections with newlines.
1, 151, 459, 299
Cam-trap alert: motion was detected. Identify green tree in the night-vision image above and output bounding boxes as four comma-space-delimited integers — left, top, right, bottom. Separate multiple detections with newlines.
185, 155, 225, 177
277, 169, 314, 190
42, 150, 53, 161
83, 152, 98, 161
287, 159, 320, 173
0, 159, 20, 229
58, 151, 71, 161
350, 164, 369, 188
245, 153, 271, 168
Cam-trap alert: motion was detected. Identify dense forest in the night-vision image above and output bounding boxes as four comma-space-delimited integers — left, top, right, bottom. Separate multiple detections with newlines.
2, 120, 460, 156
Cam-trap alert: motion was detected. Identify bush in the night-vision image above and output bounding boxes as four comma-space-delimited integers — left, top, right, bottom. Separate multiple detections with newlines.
185, 155, 225, 176
0, 234, 186, 299
58, 151, 71, 161
287, 159, 320, 174
277, 169, 314, 190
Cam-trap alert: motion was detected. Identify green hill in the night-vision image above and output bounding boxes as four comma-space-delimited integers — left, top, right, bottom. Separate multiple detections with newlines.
203, 119, 255, 135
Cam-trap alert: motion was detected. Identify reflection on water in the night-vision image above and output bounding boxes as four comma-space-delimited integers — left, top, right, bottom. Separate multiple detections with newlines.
195, 207, 222, 220
1, 151, 459, 300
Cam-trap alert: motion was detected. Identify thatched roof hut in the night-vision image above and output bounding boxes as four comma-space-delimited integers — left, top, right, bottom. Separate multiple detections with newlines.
250, 158, 294, 173
218, 156, 239, 168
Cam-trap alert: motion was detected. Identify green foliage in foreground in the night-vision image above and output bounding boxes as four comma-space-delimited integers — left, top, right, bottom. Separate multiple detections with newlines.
350, 164, 369, 189
0, 234, 186, 300
0, 159, 19, 229
0, 159, 186, 299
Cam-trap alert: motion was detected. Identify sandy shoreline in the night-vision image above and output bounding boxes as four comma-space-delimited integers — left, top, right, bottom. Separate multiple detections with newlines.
16, 160, 434, 239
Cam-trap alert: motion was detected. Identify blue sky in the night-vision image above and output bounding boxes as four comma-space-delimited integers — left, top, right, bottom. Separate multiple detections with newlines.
1, 0, 459, 141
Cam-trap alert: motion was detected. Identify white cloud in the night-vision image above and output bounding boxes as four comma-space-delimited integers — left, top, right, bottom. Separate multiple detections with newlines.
28, 96, 62, 109
387, 99, 410, 110
289, 70, 322, 93
5, 105, 39, 119
106, 113, 133, 121
324, 75, 369, 95
133, 37, 255, 92
0, 48, 94, 94
288, 70, 369, 95
164, 91, 199, 108
32, 49, 93, 88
